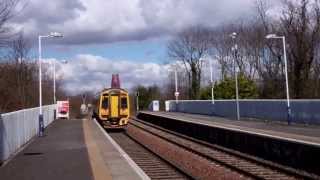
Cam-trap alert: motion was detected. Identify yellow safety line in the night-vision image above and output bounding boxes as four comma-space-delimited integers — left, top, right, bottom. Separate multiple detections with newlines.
82, 119, 113, 180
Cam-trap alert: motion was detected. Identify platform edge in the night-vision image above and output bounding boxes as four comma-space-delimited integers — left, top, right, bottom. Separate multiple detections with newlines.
93, 118, 150, 180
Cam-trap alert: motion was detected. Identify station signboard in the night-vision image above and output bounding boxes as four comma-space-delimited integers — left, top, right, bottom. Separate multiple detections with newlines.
56, 100, 69, 119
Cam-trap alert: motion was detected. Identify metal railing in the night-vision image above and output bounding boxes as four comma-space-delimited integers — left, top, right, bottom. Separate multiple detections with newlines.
0, 105, 56, 163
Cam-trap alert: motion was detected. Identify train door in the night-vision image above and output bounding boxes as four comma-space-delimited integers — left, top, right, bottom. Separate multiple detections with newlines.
110, 95, 119, 118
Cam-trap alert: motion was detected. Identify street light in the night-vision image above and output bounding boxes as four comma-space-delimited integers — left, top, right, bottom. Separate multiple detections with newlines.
230, 32, 240, 121
136, 91, 139, 112
49, 32, 63, 38
174, 67, 179, 104
200, 57, 215, 104
38, 32, 63, 137
169, 64, 179, 104
266, 34, 291, 125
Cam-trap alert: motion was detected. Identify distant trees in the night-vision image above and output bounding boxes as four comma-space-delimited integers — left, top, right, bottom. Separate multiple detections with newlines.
252, 0, 320, 98
167, 0, 320, 100
7, 32, 32, 108
0, 32, 38, 111
0, 0, 19, 45
0, 32, 63, 112
0, 0, 68, 112
168, 27, 212, 99
68, 92, 95, 118
280, 0, 320, 98
132, 84, 162, 110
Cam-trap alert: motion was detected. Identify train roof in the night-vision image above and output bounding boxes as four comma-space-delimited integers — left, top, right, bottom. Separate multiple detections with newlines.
101, 88, 128, 93
93, 88, 129, 98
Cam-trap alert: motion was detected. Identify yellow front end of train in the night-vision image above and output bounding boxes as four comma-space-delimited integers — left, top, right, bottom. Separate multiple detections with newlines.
96, 88, 130, 129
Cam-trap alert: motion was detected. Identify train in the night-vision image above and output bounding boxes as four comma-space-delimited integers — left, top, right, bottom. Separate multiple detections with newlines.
92, 74, 130, 129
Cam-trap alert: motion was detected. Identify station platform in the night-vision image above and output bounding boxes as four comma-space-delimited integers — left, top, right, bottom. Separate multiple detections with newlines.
0, 118, 148, 180
140, 111, 320, 146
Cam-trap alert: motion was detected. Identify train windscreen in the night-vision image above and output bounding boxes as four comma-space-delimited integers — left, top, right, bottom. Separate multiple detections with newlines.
121, 97, 127, 108
102, 97, 109, 109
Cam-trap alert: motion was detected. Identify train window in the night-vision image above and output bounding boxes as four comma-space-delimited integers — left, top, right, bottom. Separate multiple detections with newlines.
102, 98, 109, 109
121, 97, 127, 108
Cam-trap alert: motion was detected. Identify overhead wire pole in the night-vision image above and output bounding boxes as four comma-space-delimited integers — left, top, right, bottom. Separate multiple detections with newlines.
266, 34, 291, 125
230, 32, 240, 121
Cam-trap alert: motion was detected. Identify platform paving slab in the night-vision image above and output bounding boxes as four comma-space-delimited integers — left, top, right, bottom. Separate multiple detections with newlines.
0, 118, 143, 180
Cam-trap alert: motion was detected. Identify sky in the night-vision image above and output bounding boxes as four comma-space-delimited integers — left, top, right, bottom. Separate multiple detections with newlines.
9, 0, 279, 95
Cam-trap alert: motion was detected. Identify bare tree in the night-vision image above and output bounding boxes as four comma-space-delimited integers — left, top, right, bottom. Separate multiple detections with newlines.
210, 22, 262, 80
168, 26, 211, 99
6, 31, 33, 108
210, 25, 234, 79
0, 32, 65, 112
280, 0, 320, 98
0, 0, 19, 46
8, 31, 30, 62
165, 0, 320, 100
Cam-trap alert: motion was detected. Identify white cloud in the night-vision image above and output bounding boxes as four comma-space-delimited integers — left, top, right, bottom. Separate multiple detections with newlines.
53, 54, 171, 94
48, 54, 222, 95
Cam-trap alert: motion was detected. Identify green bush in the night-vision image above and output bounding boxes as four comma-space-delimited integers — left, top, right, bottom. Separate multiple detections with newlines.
200, 74, 258, 100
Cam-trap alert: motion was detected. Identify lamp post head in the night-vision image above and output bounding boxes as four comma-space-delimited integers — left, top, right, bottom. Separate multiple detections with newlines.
49, 32, 63, 38
266, 34, 278, 39
61, 60, 68, 64
230, 32, 237, 39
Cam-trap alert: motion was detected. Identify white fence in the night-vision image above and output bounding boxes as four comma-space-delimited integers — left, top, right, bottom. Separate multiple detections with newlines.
0, 105, 56, 163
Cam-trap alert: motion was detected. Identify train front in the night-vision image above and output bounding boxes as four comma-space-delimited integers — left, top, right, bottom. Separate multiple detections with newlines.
96, 74, 130, 129
98, 88, 130, 128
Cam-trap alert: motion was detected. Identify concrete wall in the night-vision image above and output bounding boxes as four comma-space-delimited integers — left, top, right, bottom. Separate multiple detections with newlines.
0, 105, 56, 163
166, 100, 320, 124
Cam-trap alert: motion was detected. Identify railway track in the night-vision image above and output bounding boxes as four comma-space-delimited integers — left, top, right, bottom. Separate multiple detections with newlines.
108, 131, 190, 180
126, 118, 319, 180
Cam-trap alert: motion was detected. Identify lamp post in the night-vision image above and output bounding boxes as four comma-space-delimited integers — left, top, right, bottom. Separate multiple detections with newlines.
136, 91, 139, 112
38, 32, 63, 137
230, 32, 240, 121
53, 60, 56, 104
174, 68, 179, 104
209, 58, 215, 104
200, 57, 215, 104
266, 34, 291, 125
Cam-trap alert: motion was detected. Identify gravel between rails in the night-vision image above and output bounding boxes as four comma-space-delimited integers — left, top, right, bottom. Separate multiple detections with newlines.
127, 118, 318, 180
126, 121, 248, 179
108, 131, 190, 180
